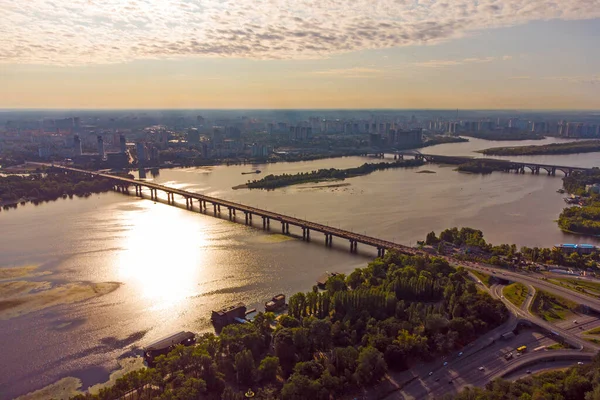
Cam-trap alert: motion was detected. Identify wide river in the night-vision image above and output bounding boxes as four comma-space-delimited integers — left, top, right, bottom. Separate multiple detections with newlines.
1, 137, 599, 398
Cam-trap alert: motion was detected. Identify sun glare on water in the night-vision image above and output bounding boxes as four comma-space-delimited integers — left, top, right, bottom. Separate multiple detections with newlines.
117, 200, 208, 309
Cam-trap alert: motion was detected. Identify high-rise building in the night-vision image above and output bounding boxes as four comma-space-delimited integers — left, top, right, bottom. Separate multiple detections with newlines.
97, 135, 105, 159
119, 134, 127, 154
136, 142, 147, 164
73, 135, 82, 156
187, 128, 200, 145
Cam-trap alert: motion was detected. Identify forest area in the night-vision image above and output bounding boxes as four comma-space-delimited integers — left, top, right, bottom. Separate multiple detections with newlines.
71, 252, 508, 400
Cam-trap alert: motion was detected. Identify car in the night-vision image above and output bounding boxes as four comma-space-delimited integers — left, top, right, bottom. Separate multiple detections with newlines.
448, 380, 453, 384
478, 366, 484, 371
501, 295, 504, 299
574, 320, 578, 324
435, 378, 439, 382
443, 362, 448, 366
458, 352, 463, 356
526, 370, 531, 374
429, 372, 433, 376
578, 362, 584, 365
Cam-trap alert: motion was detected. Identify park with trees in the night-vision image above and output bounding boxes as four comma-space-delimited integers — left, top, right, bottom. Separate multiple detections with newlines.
0, 169, 117, 206
239, 159, 424, 189
70, 252, 507, 399
424, 226, 600, 271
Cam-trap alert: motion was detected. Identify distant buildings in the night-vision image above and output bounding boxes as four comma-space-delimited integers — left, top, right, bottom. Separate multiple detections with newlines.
187, 128, 200, 145
97, 135, 105, 159
73, 135, 82, 157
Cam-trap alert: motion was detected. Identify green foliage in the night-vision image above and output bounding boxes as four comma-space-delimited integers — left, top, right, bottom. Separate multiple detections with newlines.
234, 349, 255, 385
73, 252, 508, 400
503, 283, 529, 308
481, 140, 600, 156
531, 289, 578, 322
245, 159, 424, 189
258, 356, 280, 382
453, 358, 600, 400
355, 346, 387, 385
0, 170, 114, 204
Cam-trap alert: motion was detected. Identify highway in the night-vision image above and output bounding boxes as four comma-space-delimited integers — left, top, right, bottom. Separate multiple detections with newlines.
375, 275, 598, 399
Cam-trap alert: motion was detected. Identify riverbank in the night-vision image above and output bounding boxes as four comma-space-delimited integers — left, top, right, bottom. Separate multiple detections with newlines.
0, 170, 118, 210
461, 131, 546, 141
234, 159, 424, 189
479, 140, 600, 156
557, 170, 600, 236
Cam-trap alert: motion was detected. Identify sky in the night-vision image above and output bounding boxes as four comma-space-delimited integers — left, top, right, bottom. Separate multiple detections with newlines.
1, 0, 600, 110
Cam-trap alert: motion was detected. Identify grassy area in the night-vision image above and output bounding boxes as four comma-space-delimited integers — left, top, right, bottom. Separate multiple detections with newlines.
503, 283, 529, 308
547, 342, 570, 350
584, 327, 600, 336
470, 269, 493, 287
531, 288, 579, 323
554, 278, 600, 296
586, 337, 600, 345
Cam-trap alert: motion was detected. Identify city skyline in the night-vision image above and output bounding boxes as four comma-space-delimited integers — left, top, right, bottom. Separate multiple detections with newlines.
2, 1, 600, 109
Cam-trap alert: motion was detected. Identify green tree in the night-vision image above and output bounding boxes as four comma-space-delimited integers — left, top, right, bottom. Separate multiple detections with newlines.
355, 346, 387, 385
234, 349, 255, 385
425, 231, 438, 245
258, 356, 281, 382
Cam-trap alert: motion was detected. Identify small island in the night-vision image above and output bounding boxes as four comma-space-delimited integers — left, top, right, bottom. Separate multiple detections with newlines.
479, 140, 600, 156
0, 168, 120, 208
461, 131, 545, 141
234, 159, 424, 189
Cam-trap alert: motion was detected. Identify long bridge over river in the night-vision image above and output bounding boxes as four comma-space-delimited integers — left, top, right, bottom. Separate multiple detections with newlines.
401, 153, 593, 176
46, 164, 417, 257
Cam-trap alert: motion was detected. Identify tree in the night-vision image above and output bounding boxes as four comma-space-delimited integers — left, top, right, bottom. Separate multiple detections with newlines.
355, 346, 387, 385
425, 231, 438, 245
234, 349, 255, 385
326, 274, 347, 294
258, 356, 281, 382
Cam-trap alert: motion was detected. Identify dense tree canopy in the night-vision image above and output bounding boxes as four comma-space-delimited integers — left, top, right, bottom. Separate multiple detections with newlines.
71, 252, 508, 400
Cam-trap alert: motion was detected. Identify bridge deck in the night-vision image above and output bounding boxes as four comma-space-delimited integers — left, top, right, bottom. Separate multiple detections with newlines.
48, 164, 416, 254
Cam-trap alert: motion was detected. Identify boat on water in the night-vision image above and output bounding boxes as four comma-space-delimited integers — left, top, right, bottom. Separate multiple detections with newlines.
265, 294, 286, 312
557, 189, 565, 194
317, 272, 341, 289
241, 170, 262, 175
143, 331, 196, 366
211, 302, 247, 326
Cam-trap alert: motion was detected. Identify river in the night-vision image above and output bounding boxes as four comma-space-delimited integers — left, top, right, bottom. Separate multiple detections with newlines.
0, 136, 598, 399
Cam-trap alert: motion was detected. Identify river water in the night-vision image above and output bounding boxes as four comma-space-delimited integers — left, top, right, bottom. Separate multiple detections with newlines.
0, 137, 599, 398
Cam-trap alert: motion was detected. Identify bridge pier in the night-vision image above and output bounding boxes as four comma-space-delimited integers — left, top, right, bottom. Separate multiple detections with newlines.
213, 204, 217, 215
229, 208, 233, 220
325, 234, 332, 247
245, 212, 249, 225
349, 240, 358, 253
377, 247, 386, 257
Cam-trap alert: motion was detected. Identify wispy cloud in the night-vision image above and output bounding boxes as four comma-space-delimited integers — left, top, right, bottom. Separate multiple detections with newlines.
1, 1, 600, 65
544, 75, 600, 84
312, 67, 382, 78
413, 56, 500, 68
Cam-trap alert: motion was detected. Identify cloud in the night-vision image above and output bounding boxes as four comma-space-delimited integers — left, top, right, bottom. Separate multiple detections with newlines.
1, 0, 600, 65
545, 75, 600, 84
312, 67, 382, 78
413, 56, 498, 68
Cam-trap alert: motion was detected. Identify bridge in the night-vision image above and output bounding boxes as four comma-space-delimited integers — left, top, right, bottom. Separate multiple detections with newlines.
396, 152, 593, 176
46, 164, 417, 257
